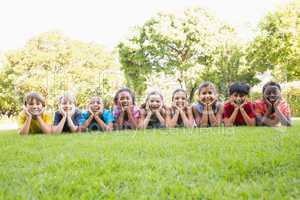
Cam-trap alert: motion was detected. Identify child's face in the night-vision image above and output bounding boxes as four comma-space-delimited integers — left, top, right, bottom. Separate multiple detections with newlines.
199, 86, 216, 104
264, 86, 281, 104
148, 94, 163, 110
173, 91, 187, 108
26, 98, 43, 115
60, 98, 75, 111
118, 91, 133, 108
231, 92, 246, 105
89, 97, 103, 112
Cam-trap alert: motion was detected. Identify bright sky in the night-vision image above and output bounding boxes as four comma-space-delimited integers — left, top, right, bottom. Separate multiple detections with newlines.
0, 0, 291, 52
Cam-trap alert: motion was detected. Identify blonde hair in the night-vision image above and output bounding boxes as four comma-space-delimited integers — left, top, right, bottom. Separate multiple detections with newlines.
59, 93, 76, 104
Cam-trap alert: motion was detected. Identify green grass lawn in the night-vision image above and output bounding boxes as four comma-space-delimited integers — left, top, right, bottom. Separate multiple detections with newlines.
0, 123, 299, 199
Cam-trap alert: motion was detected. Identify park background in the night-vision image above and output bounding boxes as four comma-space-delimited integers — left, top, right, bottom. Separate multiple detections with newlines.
0, 1, 299, 199
0, 0, 299, 122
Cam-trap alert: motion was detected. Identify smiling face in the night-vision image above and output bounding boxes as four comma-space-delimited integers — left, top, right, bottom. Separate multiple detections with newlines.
89, 97, 103, 113
118, 91, 133, 108
264, 86, 281, 104
199, 86, 216, 104
173, 91, 187, 108
148, 94, 163, 110
26, 98, 44, 115
60, 97, 75, 112
231, 92, 246, 105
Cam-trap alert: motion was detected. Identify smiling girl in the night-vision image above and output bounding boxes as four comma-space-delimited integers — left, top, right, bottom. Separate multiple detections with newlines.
139, 91, 168, 129
113, 88, 140, 130
192, 82, 223, 127
168, 89, 194, 128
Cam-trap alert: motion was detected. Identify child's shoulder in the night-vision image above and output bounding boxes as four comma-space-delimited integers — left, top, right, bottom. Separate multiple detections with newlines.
222, 101, 232, 108
17, 111, 27, 121
103, 109, 113, 115
42, 110, 52, 117
254, 98, 264, 104
75, 108, 81, 113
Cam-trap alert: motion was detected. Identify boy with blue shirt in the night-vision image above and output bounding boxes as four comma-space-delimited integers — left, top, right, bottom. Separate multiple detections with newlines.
80, 96, 114, 132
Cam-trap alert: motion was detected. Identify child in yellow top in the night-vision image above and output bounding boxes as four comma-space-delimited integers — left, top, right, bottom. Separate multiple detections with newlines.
18, 92, 52, 135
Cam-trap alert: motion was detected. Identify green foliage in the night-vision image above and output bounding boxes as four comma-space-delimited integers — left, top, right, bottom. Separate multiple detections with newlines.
118, 7, 259, 100
0, 31, 123, 114
195, 42, 260, 100
247, 0, 300, 81
0, 126, 299, 199
284, 87, 300, 117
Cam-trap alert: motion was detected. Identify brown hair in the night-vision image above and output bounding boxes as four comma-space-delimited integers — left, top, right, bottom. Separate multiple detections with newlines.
198, 81, 217, 94
24, 92, 45, 107
141, 91, 167, 117
172, 89, 187, 101
113, 88, 136, 105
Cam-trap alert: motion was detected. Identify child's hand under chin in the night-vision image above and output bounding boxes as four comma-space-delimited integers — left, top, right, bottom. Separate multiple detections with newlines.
59, 106, 67, 117
201, 97, 215, 106
121, 102, 132, 112
89, 106, 103, 116
23, 106, 32, 117
67, 106, 75, 117
32, 107, 44, 117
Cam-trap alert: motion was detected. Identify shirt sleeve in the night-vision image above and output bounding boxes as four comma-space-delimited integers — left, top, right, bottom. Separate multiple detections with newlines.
244, 102, 256, 118
254, 100, 265, 117
53, 112, 62, 125
43, 112, 52, 125
279, 100, 291, 119
73, 110, 82, 126
112, 108, 120, 119
133, 107, 141, 119
79, 111, 89, 125
103, 110, 115, 124
223, 103, 232, 119
17, 112, 26, 128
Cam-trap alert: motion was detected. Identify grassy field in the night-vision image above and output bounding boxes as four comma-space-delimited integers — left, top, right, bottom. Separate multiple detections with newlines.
0, 122, 299, 199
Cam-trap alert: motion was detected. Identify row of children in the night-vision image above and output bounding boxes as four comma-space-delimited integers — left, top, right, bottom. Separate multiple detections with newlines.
18, 81, 292, 134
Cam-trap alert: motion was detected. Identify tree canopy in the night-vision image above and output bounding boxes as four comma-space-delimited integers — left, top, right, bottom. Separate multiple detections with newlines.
247, 0, 300, 82
0, 31, 123, 115
118, 7, 259, 100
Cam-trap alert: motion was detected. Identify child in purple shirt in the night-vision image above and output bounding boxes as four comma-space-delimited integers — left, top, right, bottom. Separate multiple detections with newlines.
113, 88, 140, 130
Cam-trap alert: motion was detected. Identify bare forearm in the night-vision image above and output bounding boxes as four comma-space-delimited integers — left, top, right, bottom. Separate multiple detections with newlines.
169, 111, 180, 128
240, 109, 255, 126
37, 118, 52, 134
179, 111, 192, 128
225, 109, 239, 126
18, 117, 31, 135
200, 113, 209, 127
94, 116, 109, 131
114, 114, 124, 129
53, 117, 67, 133
80, 115, 94, 130
141, 114, 151, 129
156, 113, 165, 126
127, 113, 138, 129
67, 117, 78, 132
275, 109, 292, 126
208, 113, 219, 127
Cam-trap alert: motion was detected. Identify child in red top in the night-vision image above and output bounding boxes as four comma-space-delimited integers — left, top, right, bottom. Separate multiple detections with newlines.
223, 82, 256, 126
255, 81, 291, 126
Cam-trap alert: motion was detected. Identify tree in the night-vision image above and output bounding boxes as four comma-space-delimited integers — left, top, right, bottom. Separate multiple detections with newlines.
198, 42, 259, 99
0, 31, 123, 115
118, 7, 259, 101
246, 0, 300, 82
